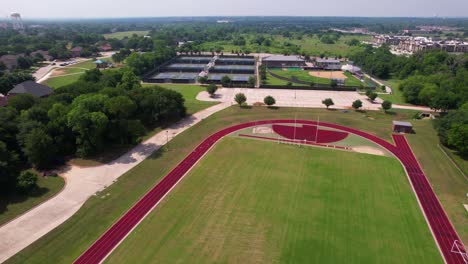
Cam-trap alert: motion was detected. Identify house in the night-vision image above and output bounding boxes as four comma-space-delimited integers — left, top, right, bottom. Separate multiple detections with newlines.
315, 58, 342, 70
262, 55, 306, 68
0, 54, 23, 70
30, 50, 54, 61
392, 121, 413, 133
99, 43, 113, 52
71, 47, 83, 58
0, 94, 7, 107
8, 81, 53, 98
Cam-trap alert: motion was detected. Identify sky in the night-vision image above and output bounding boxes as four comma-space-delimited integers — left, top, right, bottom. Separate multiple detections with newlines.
1, 0, 468, 19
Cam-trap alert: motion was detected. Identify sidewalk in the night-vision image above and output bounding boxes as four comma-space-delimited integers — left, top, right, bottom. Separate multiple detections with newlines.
0, 102, 230, 263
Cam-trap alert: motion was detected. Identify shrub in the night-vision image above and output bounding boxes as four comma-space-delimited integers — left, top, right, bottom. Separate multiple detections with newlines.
206, 84, 218, 97
263, 96, 276, 106
352, 99, 363, 110
234, 93, 247, 106
16, 171, 38, 193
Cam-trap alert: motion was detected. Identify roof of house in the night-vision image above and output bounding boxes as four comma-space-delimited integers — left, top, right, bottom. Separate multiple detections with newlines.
71, 46, 83, 52
0, 54, 23, 69
8, 81, 53, 98
392, 121, 413, 127
263, 55, 304, 62
316, 58, 341, 63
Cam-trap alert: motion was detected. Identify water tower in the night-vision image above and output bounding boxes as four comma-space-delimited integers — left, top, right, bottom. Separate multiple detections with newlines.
10, 13, 24, 30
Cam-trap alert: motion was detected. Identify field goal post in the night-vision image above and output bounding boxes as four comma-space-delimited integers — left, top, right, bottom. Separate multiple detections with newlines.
451, 240, 468, 263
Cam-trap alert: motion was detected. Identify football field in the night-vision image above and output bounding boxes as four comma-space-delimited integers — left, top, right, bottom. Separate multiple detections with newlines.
105, 137, 441, 263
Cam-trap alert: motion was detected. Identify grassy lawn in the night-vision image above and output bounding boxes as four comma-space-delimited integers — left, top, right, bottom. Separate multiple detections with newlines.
8, 107, 466, 264
147, 84, 218, 115
378, 79, 410, 105
103, 31, 149, 40
0, 175, 65, 226
41, 74, 82, 89
269, 69, 363, 87
106, 137, 440, 263
200, 34, 372, 57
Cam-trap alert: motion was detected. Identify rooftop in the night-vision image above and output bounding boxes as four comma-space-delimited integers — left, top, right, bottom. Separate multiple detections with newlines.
393, 121, 413, 127
316, 58, 341, 63
8, 81, 53, 98
263, 55, 304, 62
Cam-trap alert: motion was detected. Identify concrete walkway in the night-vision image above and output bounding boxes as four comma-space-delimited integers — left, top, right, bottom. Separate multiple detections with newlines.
197, 88, 433, 111
0, 102, 230, 263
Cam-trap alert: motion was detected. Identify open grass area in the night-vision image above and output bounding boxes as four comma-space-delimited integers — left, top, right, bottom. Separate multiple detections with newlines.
8, 107, 466, 264
200, 34, 372, 57
41, 57, 116, 89
0, 175, 65, 226
269, 69, 363, 87
41, 73, 82, 88
103, 31, 149, 40
147, 84, 218, 115
378, 79, 410, 105
106, 137, 440, 263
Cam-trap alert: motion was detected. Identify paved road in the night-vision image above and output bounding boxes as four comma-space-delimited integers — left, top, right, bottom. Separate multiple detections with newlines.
74, 119, 466, 264
0, 102, 230, 263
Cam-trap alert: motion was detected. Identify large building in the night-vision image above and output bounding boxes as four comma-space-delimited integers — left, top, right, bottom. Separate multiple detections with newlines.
373, 35, 468, 54
262, 55, 306, 68
315, 58, 342, 70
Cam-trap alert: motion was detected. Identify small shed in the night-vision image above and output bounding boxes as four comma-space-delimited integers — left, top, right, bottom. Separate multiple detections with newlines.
393, 121, 413, 133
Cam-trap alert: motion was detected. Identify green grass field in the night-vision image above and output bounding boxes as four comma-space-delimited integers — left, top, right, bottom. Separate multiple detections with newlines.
200, 34, 372, 57
103, 31, 149, 40
268, 69, 363, 87
8, 107, 466, 264
42, 74, 82, 88
378, 79, 409, 105
147, 84, 218, 115
0, 175, 65, 226
106, 137, 440, 263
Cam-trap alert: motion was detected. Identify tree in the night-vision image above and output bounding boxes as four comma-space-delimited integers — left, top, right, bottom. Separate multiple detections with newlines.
352, 99, 363, 110
221, 75, 232, 87
117, 69, 141, 90
264, 96, 276, 107
81, 68, 102, 83
234, 93, 247, 106
330, 79, 338, 88
206, 84, 218, 97
22, 128, 56, 169
366, 90, 378, 102
198, 76, 208, 84
248, 76, 256, 88
382, 100, 392, 113
259, 66, 267, 80
322, 98, 334, 109
7, 94, 37, 111
448, 123, 468, 155
16, 171, 37, 193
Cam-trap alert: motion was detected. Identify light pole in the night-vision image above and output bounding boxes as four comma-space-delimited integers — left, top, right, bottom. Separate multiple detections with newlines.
166, 130, 169, 151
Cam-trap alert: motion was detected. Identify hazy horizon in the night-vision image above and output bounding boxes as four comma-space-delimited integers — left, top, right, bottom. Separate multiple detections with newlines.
2, 0, 468, 19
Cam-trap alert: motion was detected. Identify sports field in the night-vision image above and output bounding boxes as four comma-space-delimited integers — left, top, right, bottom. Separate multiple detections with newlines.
8, 108, 466, 264
103, 31, 149, 40
268, 69, 363, 87
105, 137, 441, 263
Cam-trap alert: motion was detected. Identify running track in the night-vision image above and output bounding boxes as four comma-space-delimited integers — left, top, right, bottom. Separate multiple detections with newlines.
74, 120, 466, 264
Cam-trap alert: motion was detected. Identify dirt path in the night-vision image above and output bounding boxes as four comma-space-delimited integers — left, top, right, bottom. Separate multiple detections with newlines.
0, 102, 230, 263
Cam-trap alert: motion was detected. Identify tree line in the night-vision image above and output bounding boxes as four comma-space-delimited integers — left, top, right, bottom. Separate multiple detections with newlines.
0, 67, 186, 196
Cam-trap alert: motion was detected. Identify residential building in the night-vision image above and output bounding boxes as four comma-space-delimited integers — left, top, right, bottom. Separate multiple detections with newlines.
8, 81, 54, 98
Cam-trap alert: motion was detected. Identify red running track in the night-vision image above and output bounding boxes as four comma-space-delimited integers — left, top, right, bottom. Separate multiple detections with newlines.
74, 120, 465, 264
